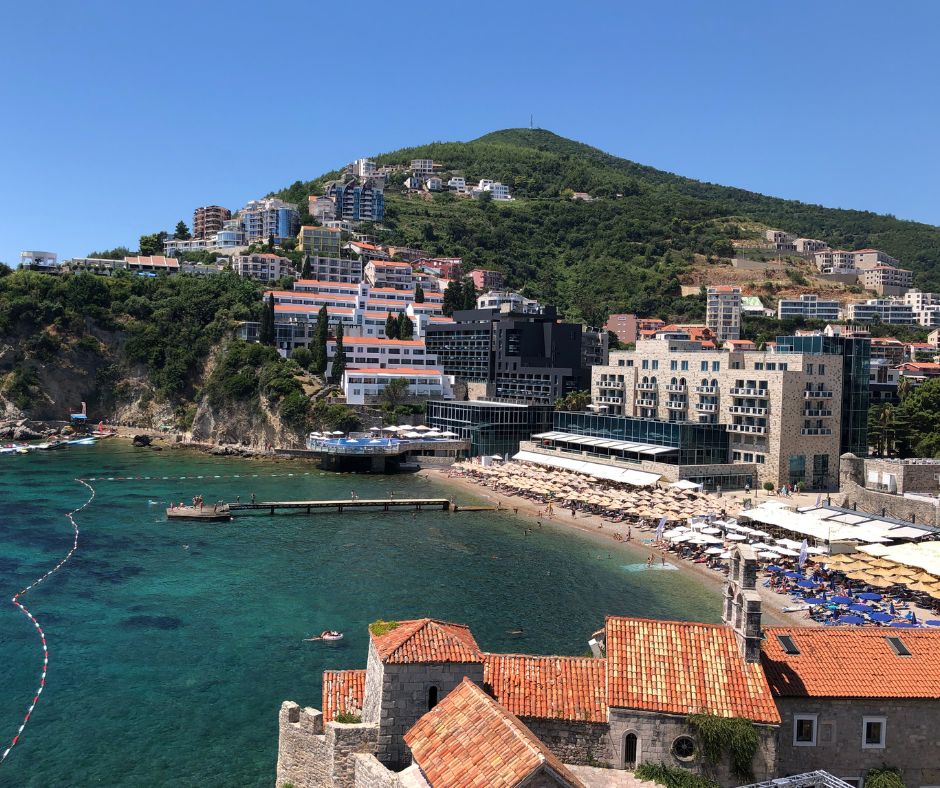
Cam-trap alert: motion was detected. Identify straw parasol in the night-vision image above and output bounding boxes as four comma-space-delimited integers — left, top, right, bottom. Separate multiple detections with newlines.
906, 581, 939, 593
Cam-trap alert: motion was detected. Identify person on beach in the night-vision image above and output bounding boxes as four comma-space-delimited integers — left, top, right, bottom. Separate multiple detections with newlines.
513, 507, 518, 515
251, 492, 256, 504
236, 495, 240, 503
661, 554, 666, 566
627, 527, 632, 541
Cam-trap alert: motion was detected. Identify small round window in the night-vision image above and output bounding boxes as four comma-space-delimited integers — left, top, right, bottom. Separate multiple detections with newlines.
672, 735, 695, 760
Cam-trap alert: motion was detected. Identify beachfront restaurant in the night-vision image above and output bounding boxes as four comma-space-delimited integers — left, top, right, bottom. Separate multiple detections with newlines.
521, 411, 755, 491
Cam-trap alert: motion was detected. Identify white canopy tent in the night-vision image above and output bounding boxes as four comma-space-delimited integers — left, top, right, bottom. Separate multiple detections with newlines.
512, 451, 661, 487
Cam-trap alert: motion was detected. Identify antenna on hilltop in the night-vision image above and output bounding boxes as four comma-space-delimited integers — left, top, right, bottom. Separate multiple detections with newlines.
530, 114, 533, 129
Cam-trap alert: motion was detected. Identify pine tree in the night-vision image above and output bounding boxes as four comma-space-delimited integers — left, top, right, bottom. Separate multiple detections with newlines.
398, 312, 414, 340
174, 220, 191, 240
312, 305, 329, 374
385, 311, 399, 339
259, 293, 276, 345
330, 321, 346, 384
414, 283, 425, 303
461, 277, 478, 310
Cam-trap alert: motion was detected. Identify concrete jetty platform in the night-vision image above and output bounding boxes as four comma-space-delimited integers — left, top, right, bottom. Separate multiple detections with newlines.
166, 498, 452, 521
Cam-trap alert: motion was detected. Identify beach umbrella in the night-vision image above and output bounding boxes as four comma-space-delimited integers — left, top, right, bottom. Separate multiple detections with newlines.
331, 430, 344, 436
838, 615, 865, 625
849, 603, 873, 613
830, 595, 854, 605
784, 571, 803, 579
719, 551, 732, 559
890, 622, 917, 628
804, 597, 828, 605
869, 612, 893, 623
797, 580, 817, 589
766, 565, 784, 573
369, 426, 381, 431
441, 431, 459, 437
856, 592, 882, 601
704, 547, 724, 555
926, 620, 940, 627
726, 533, 747, 541
906, 581, 937, 593
758, 551, 779, 559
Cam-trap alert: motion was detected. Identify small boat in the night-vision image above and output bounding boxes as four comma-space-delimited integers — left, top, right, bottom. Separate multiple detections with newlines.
67, 437, 97, 446
305, 630, 344, 642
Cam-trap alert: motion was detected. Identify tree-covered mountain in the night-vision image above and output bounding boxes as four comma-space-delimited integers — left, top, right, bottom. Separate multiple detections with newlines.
275, 128, 940, 324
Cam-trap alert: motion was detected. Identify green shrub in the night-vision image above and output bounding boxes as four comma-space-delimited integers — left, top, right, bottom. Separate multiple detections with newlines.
369, 620, 399, 637
334, 712, 362, 724
865, 767, 905, 788
635, 762, 719, 788
687, 713, 760, 780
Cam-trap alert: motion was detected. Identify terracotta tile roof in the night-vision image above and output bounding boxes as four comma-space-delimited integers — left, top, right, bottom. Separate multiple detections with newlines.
371, 619, 483, 664
322, 669, 366, 722
605, 617, 779, 724
763, 627, 940, 699
404, 678, 583, 788
483, 653, 607, 723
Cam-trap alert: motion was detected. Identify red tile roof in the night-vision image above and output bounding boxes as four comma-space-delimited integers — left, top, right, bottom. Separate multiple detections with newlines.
483, 654, 607, 723
371, 619, 483, 664
762, 627, 940, 698
404, 678, 583, 788
322, 669, 366, 721
605, 617, 780, 724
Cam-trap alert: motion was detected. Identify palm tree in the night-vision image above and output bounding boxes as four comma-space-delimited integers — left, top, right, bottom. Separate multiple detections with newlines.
880, 404, 897, 456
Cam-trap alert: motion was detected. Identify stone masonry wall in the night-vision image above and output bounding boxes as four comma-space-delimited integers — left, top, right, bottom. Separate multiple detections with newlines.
523, 718, 614, 766
351, 754, 409, 788
376, 661, 485, 769
276, 701, 379, 788
362, 642, 385, 725
608, 708, 777, 786
837, 479, 940, 527
776, 697, 940, 785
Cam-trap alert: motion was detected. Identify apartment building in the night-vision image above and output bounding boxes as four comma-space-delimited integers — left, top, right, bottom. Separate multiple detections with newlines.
793, 238, 829, 255
591, 335, 869, 488
854, 249, 900, 269
765, 229, 796, 251
214, 218, 247, 248
847, 298, 916, 325
706, 286, 742, 341
297, 225, 342, 258
303, 256, 362, 284
814, 250, 858, 274
776, 294, 842, 321
325, 336, 435, 371
231, 253, 293, 281
424, 176, 442, 191
605, 313, 639, 344
192, 206, 231, 240
237, 198, 299, 246
410, 159, 435, 174
20, 250, 58, 272
476, 290, 542, 314
349, 158, 376, 177
468, 268, 505, 291
859, 265, 913, 295
447, 176, 466, 191
365, 260, 414, 290
324, 176, 385, 222
342, 368, 452, 405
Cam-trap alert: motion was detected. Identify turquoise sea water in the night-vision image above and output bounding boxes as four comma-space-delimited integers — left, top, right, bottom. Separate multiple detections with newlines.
0, 443, 721, 787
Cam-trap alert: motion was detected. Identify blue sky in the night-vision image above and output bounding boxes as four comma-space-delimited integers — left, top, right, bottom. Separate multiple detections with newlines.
1, 1, 938, 265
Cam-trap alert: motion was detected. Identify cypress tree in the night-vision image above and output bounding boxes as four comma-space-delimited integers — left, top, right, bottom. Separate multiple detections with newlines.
259, 293, 276, 345
313, 305, 329, 374
399, 313, 414, 340
414, 283, 425, 303
385, 311, 399, 339
461, 277, 478, 310
442, 279, 462, 317
301, 255, 312, 279
330, 321, 346, 384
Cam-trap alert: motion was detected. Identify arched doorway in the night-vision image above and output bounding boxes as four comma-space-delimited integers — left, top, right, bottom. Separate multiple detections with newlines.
623, 732, 638, 768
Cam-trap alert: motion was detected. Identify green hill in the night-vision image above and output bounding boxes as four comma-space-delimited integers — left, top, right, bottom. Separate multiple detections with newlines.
275, 128, 940, 324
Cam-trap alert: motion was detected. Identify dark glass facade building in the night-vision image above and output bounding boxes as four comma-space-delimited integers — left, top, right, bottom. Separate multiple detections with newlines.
775, 334, 870, 456
426, 400, 553, 458
553, 412, 732, 466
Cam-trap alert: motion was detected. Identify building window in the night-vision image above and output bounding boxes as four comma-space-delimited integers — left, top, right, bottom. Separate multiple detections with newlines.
681, 360, 688, 371
623, 732, 638, 768
652, 360, 659, 370
701, 361, 708, 371
642, 360, 649, 370
670, 360, 678, 371
427, 686, 439, 710
671, 735, 695, 761
862, 716, 886, 749
793, 714, 817, 746
712, 361, 720, 371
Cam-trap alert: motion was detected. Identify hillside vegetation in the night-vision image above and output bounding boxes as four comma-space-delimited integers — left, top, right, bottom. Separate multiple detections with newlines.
276, 128, 940, 324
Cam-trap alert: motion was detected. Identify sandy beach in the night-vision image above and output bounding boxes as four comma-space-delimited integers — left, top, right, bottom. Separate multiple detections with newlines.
419, 466, 799, 627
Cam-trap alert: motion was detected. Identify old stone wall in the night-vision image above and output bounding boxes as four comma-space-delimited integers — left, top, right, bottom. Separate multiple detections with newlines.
376, 661, 485, 768
276, 702, 379, 788
523, 718, 614, 766
608, 708, 777, 786
837, 478, 940, 527
351, 754, 409, 788
775, 697, 940, 786
362, 642, 385, 724
277, 702, 328, 788
862, 458, 940, 494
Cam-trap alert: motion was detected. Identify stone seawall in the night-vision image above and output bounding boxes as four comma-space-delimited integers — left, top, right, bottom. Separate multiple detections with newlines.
838, 479, 940, 527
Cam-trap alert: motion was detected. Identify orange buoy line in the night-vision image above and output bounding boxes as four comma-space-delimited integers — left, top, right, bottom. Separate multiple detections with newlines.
0, 479, 94, 767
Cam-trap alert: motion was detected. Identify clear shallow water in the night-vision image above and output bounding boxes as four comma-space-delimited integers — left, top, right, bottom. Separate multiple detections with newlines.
0, 443, 721, 787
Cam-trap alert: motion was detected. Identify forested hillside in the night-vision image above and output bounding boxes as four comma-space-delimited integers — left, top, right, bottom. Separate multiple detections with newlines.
275, 128, 940, 324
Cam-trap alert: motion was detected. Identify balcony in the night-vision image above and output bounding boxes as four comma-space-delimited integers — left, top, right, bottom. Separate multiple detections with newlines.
727, 423, 768, 435
803, 390, 834, 399
596, 395, 624, 404
729, 387, 769, 398
803, 409, 833, 418
695, 402, 718, 412
801, 427, 833, 436
665, 384, 687, 393
635, 398, 657, 408
637, 382, 657, 392
728, 405, 768, 416
694, 385, 718, 394
665, 400, 687, 410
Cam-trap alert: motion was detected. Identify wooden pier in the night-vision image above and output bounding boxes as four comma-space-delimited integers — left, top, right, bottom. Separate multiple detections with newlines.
166, 498, 451, 521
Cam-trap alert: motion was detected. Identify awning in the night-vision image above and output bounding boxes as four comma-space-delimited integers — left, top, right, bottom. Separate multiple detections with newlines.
512, 451, 661, 487
668, 479, 703, 490
531, 431, 677, 455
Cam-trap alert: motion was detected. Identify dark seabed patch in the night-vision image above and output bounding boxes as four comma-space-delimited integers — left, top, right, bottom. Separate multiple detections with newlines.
122, 615, 184, 630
